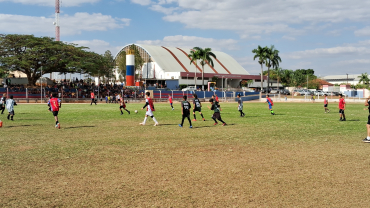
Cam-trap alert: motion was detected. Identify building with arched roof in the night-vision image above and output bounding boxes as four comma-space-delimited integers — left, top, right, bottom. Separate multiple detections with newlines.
115, 44, 263, 90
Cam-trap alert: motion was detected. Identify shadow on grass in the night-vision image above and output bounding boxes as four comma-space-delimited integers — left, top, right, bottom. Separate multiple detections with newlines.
5, 125, 32, 128
64, 126, 95, 129
345, 119, 360, 122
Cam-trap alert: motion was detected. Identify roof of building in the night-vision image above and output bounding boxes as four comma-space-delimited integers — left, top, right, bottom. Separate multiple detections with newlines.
322, 74, 363, 81
115, 44, 249, 76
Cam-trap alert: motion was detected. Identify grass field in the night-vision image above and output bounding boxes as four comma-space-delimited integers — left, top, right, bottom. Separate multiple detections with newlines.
0, 101, 369, 207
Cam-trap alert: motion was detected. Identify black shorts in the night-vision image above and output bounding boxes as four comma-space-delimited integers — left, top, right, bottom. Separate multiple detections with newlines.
9, 110, 14, 115
120, 105, 126, 109
324, 104, 328, 107
193, 107, 201, 112
367, 115, 370, 125
212, 112, 221, 120
339, 109, 345, 114
52, 111, 59, 116
182, 113, 190, 117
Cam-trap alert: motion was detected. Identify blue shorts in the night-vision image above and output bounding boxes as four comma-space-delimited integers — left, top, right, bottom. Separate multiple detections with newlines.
268, 105, 272, 110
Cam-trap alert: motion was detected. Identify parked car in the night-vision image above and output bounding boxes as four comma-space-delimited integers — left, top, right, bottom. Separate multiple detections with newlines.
270, 89, 279, 94
314, 90, 325, 96
182, 86, 196, 91
280, 89, 290, 95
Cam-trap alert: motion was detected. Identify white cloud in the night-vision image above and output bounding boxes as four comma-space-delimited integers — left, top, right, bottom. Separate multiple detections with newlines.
0, 0, 100, 7
130, 0, 151, 6
132, 0, 370, 38
0, 13, 130, 36
282, 35, 296, 41
136, 35, 239, 51
284, 46, 370, 59
338, 59, 370, 65
355, 26, 370, 36
70, 39, 123, 55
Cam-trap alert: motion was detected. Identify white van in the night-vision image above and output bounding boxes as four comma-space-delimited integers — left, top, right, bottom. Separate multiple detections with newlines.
182, 86, 197, 91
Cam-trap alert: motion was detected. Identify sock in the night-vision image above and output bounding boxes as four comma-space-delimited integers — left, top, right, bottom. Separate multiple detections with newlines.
212, 117, 217, 123
193, 114, 196, 119
201, 113, 204, 118
11, 116, 13, 120
7, 114, 10, 119
143, 117, 148, 124
120, 110, 123, 114
271, 110, 274, 114
187, 117, 192, 126
219, 118, 225, 124
343, 115, 346, 119
181, 117, 185, 126
152, 117, 158, 123
239, 110, 243, 116
126, 109, 129, 112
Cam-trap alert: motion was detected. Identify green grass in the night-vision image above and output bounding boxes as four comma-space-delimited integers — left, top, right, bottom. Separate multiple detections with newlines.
0, 101, 369, 207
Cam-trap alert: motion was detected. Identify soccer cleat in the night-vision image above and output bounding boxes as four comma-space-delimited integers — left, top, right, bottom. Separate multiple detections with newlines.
189, 126, 193, 128
192, 119, 197, 121
342, 118, 346, 121
154, 123, 159, 126
55, 124, 58, 128
139, 123, 145, 125
57, 123, 60, 129
178, 124, 183, 127
328, 110, 330, 113
128, 111, 130, 115
363, 138, 370, 143
222, 123, 227, 126
121, 112, 123, 115
172, 108, 174, 110
214, 123, 218, 125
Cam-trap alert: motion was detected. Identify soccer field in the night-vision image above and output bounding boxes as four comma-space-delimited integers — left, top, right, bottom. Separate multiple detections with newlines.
1, 102, 369, 207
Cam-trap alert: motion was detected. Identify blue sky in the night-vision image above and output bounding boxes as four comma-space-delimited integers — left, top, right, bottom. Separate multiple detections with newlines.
1, 0, 370, 76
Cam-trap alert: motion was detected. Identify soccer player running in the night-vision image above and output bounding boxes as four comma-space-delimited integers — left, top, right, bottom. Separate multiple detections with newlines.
179, 95, 192, 128
48, 93, 62, 129
6, 95, 16, 121
90, 92, 97, 105
338, 94, 346, 121
0, 93, 6, 114
324, 94, 330, 113
168, 94, 174, 110
192, 94, 205, 121
265, 95, 275, 115
212, 95, 221, 111
208, 98, 226, 126
140, 92, 159, 126
363, 96, 370, 143
119, 95, 130, 115
237, 94, 245, 117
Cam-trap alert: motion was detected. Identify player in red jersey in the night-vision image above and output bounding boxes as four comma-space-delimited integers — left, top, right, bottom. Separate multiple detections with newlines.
168, 94, 174, 110
265, 95, 275, 115
140, 92, 159, 126
119, 95, 130, 115
338, 94, 346, 121
90, 92, 97, 105
48, 93, 62, 129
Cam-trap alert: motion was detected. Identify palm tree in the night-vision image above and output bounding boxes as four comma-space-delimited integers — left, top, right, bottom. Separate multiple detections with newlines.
252, 45, 268, 98
265, 45, 282, 93
188, 49, 200, 87
193, 47, 216, 91
358, 73, 369, 85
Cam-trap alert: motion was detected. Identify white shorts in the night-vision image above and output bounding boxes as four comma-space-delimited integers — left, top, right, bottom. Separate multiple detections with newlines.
145, 110, 154, 117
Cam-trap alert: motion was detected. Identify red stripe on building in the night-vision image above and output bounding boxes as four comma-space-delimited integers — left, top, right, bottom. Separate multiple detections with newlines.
162, 46, 189, 72
176, 47, 202, 73
190, 49, 218, 74
214, 58, 231, 74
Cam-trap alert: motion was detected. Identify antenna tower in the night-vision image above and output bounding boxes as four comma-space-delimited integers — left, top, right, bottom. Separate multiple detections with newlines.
55, 0, 60, 41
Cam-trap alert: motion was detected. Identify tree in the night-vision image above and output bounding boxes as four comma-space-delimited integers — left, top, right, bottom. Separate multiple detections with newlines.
358, 73, 369, 85
192, 47, 216, 91
265, 45, 281, 92
188, 49, 201, 87
252, 45, 268, 98
115, 51, 126, 78
0, 34, 102, 86
274, 67, 283, 91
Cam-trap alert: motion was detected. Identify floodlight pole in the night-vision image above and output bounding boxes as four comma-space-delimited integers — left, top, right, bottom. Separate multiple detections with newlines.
41, 67, 43, 103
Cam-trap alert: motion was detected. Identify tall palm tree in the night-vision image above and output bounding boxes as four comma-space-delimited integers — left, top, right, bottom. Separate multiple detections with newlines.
265, 45, 282, 93
193, 47, 216, 91
252, 45, 268, 98
358, 73, 369, 85
188, 49, 200, 87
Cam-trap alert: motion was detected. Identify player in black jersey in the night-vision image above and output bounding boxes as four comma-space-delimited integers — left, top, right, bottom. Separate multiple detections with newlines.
208, 98, 226, 126
179, 95, 192, 128
192, 94, 205, 121
363, 96, 370, 143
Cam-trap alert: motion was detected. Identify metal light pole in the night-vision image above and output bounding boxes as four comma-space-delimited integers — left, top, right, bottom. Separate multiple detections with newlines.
187, 74, 188, 88
41, 66, 43, 103
222, 76, 224, 100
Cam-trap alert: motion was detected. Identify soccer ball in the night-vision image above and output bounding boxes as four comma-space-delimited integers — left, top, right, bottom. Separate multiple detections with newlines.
135, 110, 138, 114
